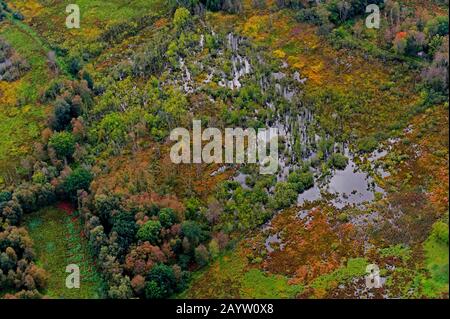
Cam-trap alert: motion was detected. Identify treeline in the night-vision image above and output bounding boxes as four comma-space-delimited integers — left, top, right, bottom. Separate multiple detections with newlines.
1, 67, 95, 296
0, 187, 53, 298
287, 0, 448, 101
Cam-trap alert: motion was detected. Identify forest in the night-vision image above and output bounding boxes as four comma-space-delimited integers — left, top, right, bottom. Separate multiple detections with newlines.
0, 0, 448, 299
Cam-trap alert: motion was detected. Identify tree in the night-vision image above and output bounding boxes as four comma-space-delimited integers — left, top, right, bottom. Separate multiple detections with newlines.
221, 0, 242, 13
145, 264, 177, 298
393, 31, 408, 54
194, 244, 209, 267
111, 211, 137, 252
63, 168, 93, 202
108, 274, 133, 299
48, 132, 76, 160
422, 38, 449, 95
145, 280, 166, 299
137, 220, 162, 245
181, 220, 205, 247
125, 242, 166, 276
0, 199, 23, 226
50, 99, 72, 131
431, 221, 449, 245
94, 194, 122, 229
158, 208, 177, 228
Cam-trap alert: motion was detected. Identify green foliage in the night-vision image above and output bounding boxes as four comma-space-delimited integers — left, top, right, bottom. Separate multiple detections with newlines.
287, 170, 314, 193
241, 269, 303, 298
51, 99, 72, 131
217, 180, 270, 231
296, 6, 330, 26
311, 258, 368, 291
145, 264, 179, 298
63, 168, 93, 202
0, 191, 12, 203
185, 197, 201, 220
97, 112, 128, 146
145, 280, 166, 299
430, 221, 449, 245
173, 8, 191, 31
356, 136, 378, 153
271, 182, 297, 210
181, 220, 207, 246
48, 132, 76, 159
194, 244, 210, 267
111, 212, 137, 251
158, 208, 177, 228
379, 244, 412, 262
329, 153, 349, 170
137, 220, 162, 245
13, 183, 56, 214
425, 16, 449, 38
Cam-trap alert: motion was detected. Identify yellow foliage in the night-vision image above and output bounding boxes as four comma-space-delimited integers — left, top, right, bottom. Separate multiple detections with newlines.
242, 15, 269, 40
273, 49, 286, 59
0, 80, 20, 106
8, 0, 44, 21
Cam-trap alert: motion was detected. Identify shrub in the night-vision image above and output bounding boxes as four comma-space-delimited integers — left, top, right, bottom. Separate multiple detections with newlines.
287, 170, 315, 193
329, 153, 349, 170
357, 136, 378, 153
271, 182, 298, 209
426, 16, 449, 38
12, 11, 24, 20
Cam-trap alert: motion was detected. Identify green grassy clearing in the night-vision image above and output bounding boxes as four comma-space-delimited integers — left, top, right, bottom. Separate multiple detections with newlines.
24, 206, 103, 299
420, 221, 449, 298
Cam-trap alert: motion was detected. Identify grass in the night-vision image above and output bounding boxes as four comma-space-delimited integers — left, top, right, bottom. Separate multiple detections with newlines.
24, 206, 103, 299
241, 269, 304, 298
0, 17, 59, 186
8, 0, 168, 46
420, 221, 449, 298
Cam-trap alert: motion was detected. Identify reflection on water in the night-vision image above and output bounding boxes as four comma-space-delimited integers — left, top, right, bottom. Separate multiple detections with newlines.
265, 232, 284, 253
327, 150, 384, 209
297, 185, 321, 205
